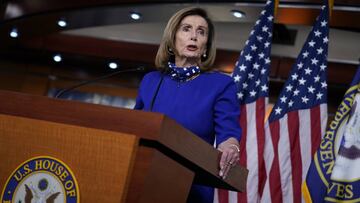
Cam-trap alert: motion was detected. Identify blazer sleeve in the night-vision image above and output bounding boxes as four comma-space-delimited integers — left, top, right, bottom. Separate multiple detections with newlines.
214, 79, 242, 146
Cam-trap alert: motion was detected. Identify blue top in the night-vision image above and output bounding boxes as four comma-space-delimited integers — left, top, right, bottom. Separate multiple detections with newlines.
134, 70, 242, 203
135, 71, 241, 145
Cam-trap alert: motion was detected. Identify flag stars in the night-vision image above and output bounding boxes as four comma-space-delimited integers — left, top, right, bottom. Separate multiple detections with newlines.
245, 54, 252, 61
302, 51, 309, 58
320, 63, 327, 71
243, 82, 248, 89
248, 73, 255, 79
288, 100, 294, 107
314, 75, 320, 82
293, 89, 300, 96
265, 57, 271, 64
280, 96, 287, 103
317, 47, 324, 54
308, 40, 316, 47
275, 107, 282, 115
316, 92, 323, 100
291, 73, 299, 80
262, 25, 269, 32
314, 30, 322, 37
311, 58, 319, 65
323, 36, 329, 44
286, 84, 293, 92
305, 67, 312, 75
299, 78, 306, 85
261, 84, 268, 92
234, 2, 299, 106
321, 82, 327, 88
308, 86, 315, 93
233, 75, 241, 82
302, 96, 309, 104
297, 62, 304, 69
261, 68, 267, 75
264, 41, 270, 48
258, 52, 265, 59
239, 64, 247, 71
321, 20, 327, 27
251, 45, 258, 51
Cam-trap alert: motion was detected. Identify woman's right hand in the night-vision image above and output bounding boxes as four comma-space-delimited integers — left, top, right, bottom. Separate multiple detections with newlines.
217, 138, 240, 179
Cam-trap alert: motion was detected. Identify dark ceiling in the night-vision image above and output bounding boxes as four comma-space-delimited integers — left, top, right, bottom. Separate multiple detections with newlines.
0, 0, 359, 82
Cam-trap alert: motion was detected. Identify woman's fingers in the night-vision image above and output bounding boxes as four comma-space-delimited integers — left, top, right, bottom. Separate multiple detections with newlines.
219, 148, 239, 179
219, 150, 229, 177
221, 162, 231, 179
217, 138, 240, 179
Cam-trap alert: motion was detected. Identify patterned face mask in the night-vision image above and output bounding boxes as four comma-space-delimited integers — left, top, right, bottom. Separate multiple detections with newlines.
167, 62, 201, 82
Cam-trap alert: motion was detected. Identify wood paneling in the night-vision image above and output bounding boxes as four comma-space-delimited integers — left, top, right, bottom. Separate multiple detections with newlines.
21, 74, 49, 95
0, 114, 139, 202
0, 59, 139, 97
0, 90, 248, 192
126, 146, 194, 203
0, 91, 248, 197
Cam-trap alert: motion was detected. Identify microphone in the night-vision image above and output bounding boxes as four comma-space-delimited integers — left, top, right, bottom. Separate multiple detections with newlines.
150, 74, 164, 111
55, 67, 144, 98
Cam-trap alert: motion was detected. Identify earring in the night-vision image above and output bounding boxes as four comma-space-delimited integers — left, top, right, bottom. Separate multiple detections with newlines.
168, 47, 174, 55
202, 52, 207, 58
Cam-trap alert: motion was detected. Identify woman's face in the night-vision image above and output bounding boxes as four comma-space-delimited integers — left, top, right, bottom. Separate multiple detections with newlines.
174, 15, 208, 63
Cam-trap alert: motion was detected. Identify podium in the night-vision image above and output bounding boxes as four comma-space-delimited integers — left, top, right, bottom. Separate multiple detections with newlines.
0, 90, 247, 202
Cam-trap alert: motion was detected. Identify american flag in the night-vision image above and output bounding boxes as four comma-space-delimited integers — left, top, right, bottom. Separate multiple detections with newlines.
261, 4, 329, 203
215, 0, 274, 202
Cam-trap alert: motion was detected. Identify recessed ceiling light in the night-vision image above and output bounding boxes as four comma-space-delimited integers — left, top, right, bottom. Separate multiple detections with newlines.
108, 62, 118, 69
10, 28, 18, 38
57, 19, 67, 27
130, 12, 141, 20
231, 10, 246, 18
53, 54, 62, 62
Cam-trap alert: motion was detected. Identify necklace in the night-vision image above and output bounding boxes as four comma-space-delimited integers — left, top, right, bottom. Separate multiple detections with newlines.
185, 73, 200, 82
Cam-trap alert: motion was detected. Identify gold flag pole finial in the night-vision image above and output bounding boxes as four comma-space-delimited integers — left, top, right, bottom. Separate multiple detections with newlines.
274, 0, 279, 18
329, 0, 334, 18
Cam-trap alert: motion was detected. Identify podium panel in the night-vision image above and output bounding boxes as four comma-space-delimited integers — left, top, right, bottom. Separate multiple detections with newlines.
0, 90, 248, 202
0, 114, 138, 202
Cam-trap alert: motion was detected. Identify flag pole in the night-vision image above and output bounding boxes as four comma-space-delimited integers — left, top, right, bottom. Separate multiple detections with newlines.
328, 0, 334, 18
274, 0, 279, 18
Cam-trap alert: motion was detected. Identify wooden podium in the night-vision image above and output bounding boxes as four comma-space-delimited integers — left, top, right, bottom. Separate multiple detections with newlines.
0, 90, 247, 202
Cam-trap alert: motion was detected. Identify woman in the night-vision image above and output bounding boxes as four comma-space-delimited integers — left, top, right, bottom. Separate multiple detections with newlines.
134, 7, 241, 203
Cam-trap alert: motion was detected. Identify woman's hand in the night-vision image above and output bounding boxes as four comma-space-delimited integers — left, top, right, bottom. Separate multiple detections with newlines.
217, 137, 240, 179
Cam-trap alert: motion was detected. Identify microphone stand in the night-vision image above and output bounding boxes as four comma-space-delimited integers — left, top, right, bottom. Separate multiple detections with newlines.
55, 67, 144, 99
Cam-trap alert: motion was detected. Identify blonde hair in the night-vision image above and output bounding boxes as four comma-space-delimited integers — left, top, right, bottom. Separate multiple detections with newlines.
155, 7, 216, 71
